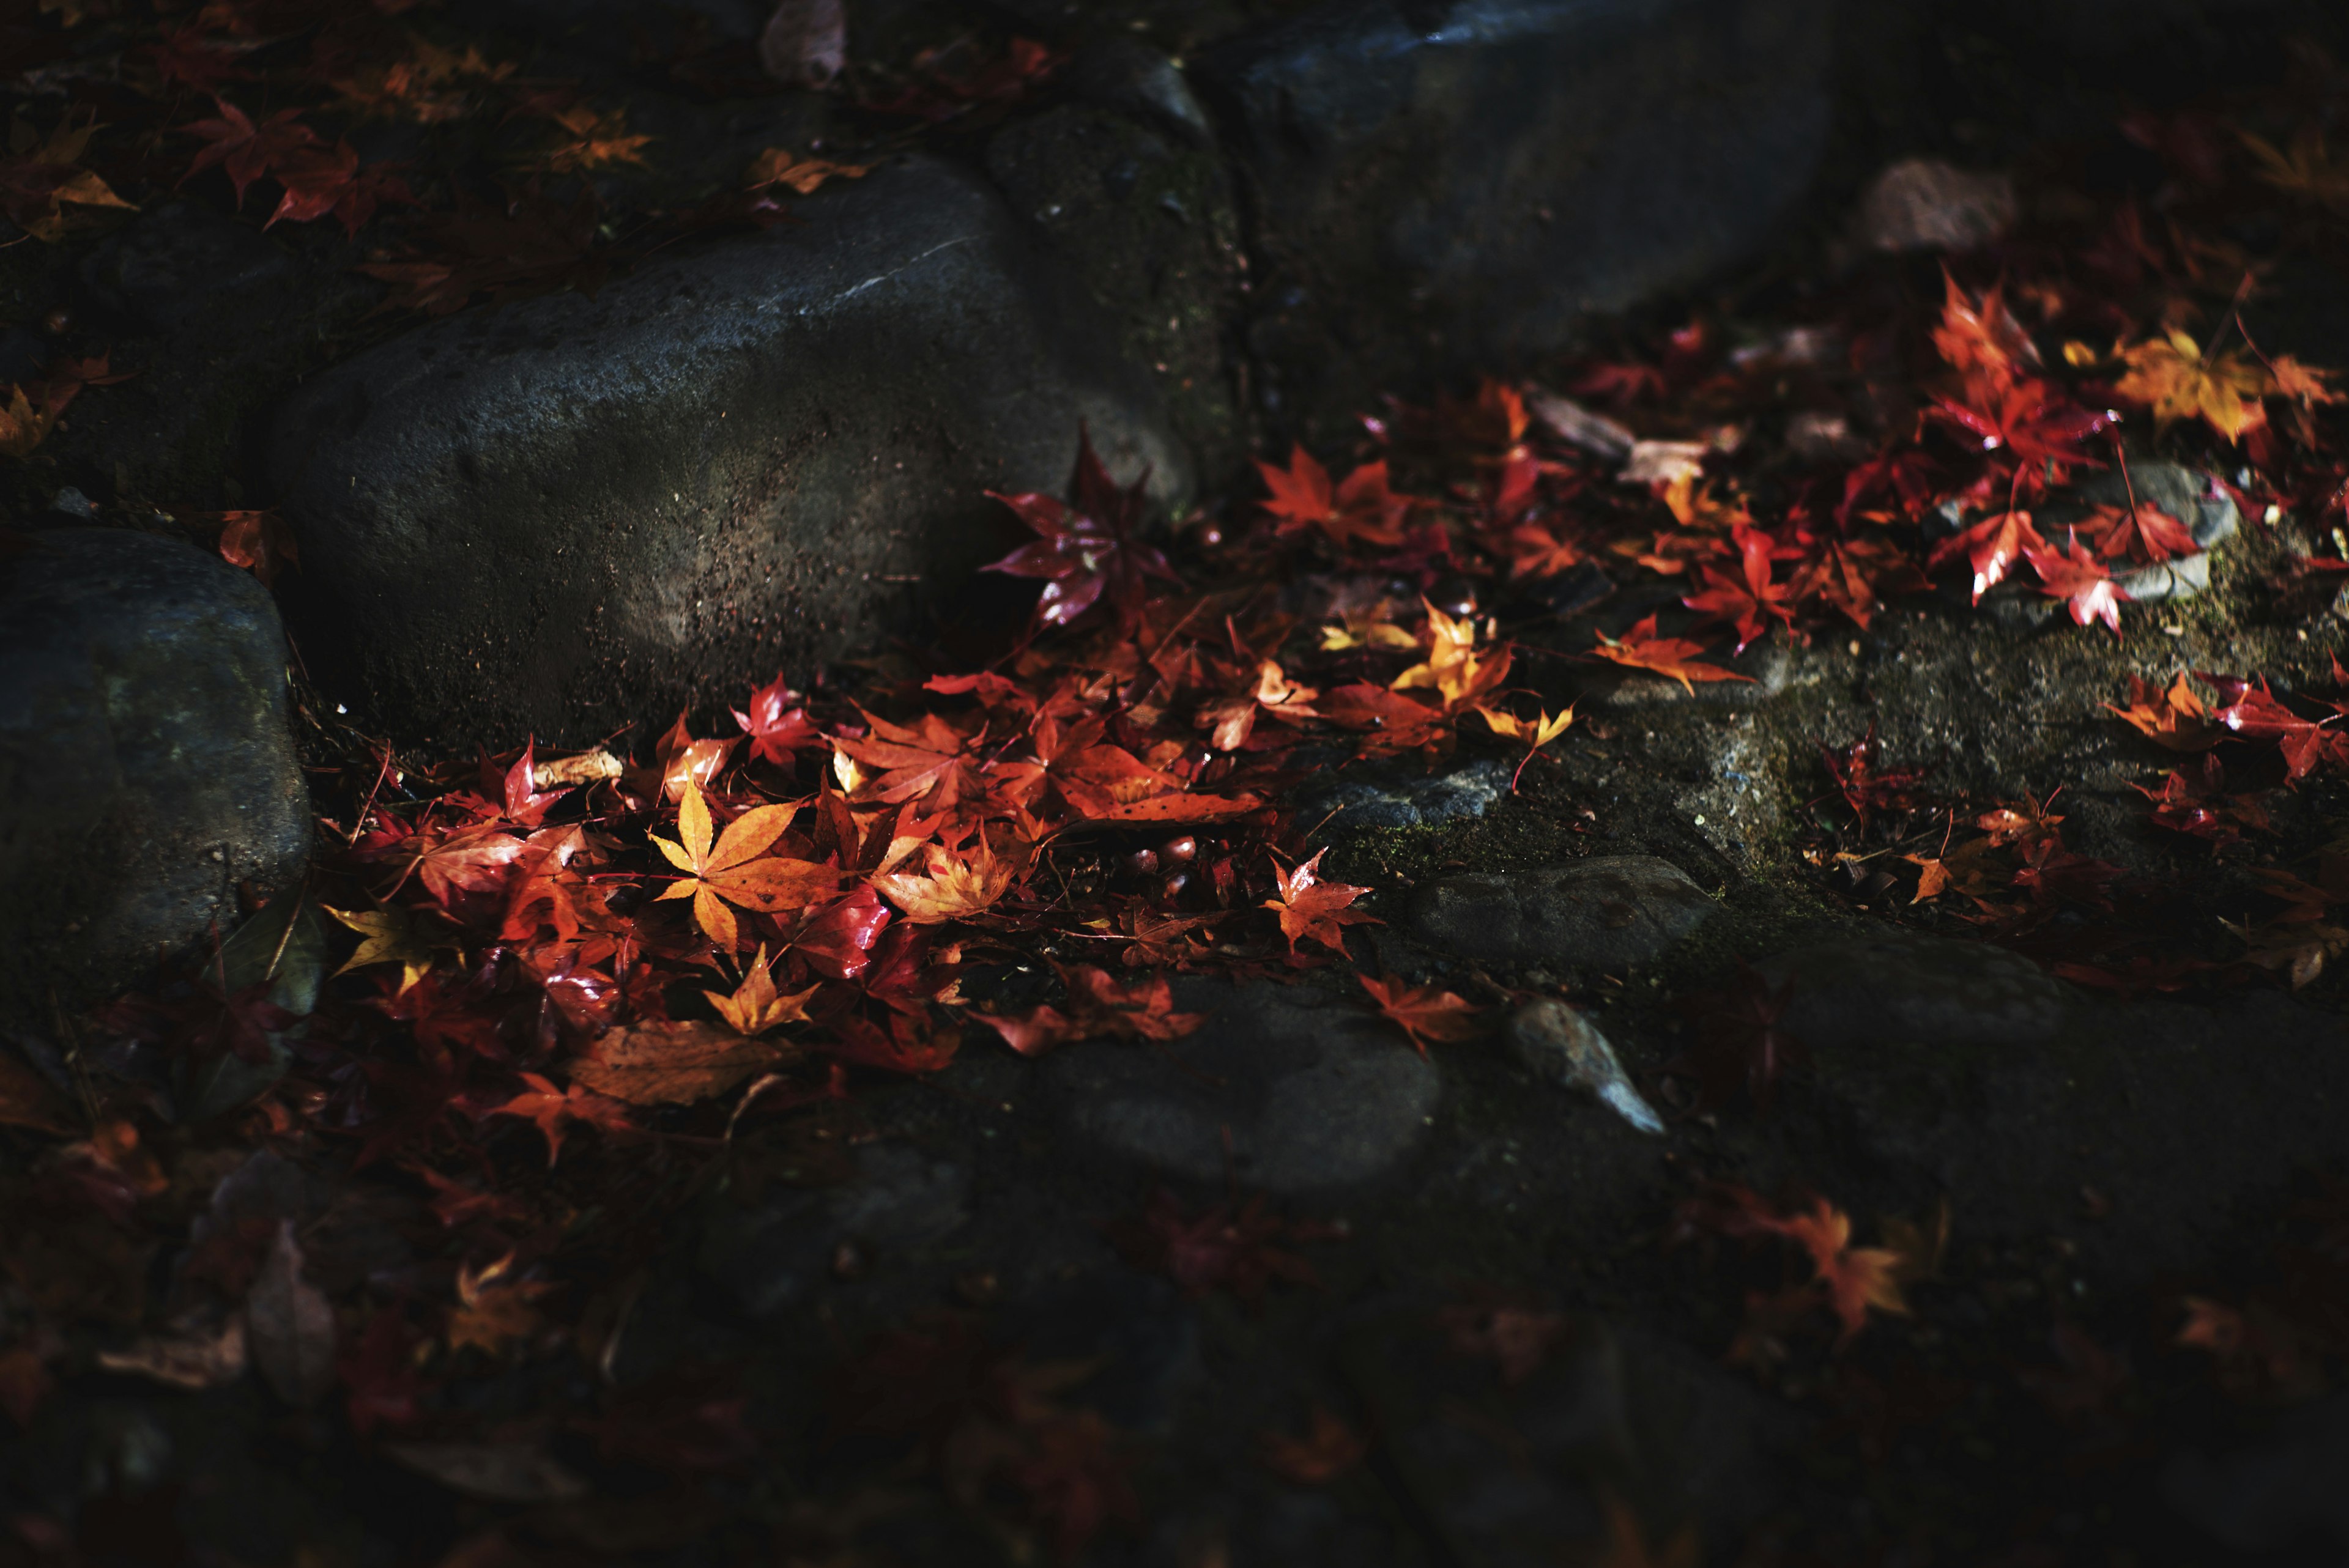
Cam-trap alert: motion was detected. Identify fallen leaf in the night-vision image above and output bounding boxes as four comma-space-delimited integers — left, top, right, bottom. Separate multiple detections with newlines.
570, 1019, 792, 1107
2024, 533, 2128, 636
481, 1073, 634, 1165
1264, 849, 1380, 956
872, 832, 1025, 924
1356, 972, 1480, 1054
245, 1220, 335, 1407
1259, 1405, 1369, 1485
96, 1315, 248, 1391
2115, 330, 2269, 443
704, 947, 818, 1035
651, 780, 837, 950
328, 903, 442, 995
1589, 614, 1753, 693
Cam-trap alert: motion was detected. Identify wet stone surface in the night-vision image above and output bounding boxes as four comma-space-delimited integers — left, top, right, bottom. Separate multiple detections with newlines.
1293, 757, 1512, 831
1043, 978, 1441, 1196
1412, 856, 1716, 971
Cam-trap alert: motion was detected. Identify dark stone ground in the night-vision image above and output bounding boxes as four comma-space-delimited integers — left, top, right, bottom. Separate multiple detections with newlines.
7, 1, 2349, 1564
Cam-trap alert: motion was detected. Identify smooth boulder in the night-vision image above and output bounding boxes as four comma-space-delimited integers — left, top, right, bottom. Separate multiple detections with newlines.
0, 529, 311, 1024
1045, 978, 1441, 1196
269, 155, 1190, 745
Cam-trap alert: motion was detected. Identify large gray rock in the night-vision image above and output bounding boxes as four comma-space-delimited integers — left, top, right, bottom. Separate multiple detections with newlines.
1413, 856, 1714, 970
1193, 0, 1835, 426
1044, 978, 1441, 1196
269, 155, 1191, 745
1757, 928, 2073, 1052
0, 529, 310, 1024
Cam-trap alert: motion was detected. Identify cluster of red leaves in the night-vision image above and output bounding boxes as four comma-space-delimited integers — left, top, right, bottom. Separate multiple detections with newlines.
1671, 1183, 1942, 1364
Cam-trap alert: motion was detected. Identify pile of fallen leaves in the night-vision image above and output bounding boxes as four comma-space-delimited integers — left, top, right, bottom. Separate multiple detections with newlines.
7, 1, 2349, 1558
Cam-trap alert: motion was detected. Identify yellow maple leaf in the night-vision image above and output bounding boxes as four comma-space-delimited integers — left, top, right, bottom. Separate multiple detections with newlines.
0, 115, 135, 243
651, 781, 836, 950
327, 903, 445, 994
1391, 602, 1508, 709
0, 382, 65, 460
703, 945, 818, 1035
2114, 330, 2269, 443
870, 833, 1024, 925
445, 1254, 553, 1357
1475, 703, 1575, 749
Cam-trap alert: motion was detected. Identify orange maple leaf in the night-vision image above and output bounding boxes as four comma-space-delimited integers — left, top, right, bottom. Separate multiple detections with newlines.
651, 780, 837, 950
1588, 615, 1751, 693
1264, 849, 1380, 955
482, 1072, 633, 1166
1356, 972, 1480, 1054
1258, 1405, 1370, 1486
834, 708, 985, 809
2114, 671, 2217, 751
1768, 1194, 1912, 1341
528, 104, 651, 174
1254, 445, 1412, 549
2114, 330, 2269, 443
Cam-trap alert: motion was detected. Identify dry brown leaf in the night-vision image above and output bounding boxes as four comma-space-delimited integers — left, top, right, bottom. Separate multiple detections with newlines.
245, 1219, 335, 1406
569, 1019, 792, 1106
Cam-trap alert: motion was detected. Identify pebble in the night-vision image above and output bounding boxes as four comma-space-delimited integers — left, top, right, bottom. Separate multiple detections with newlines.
1505, 1000, 1665, 1134
1413, 856, 1714, 969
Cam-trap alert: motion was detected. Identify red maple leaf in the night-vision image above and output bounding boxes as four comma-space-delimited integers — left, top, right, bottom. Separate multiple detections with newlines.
180, 100, 317, 208
732, 672, 823, 767
2084, 500, 2197, 564
1588, 614, 1752, 693
1929, 377, 2110, 473
480, 1072, 633, 1166
1681, 526, 1796, 653
2203, 676, 2348, 782
1254, 446, 1412, 550
1264, 849, 1380, 956
985, 426, 1178, 627
2023, 533, 2128, 635
1926, 509, 2047, 602
266, 141, 416, 235
1356, 972, 1480, 1054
